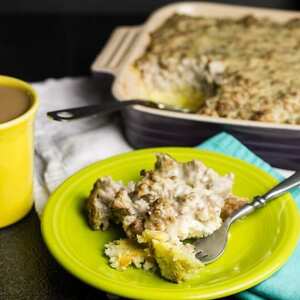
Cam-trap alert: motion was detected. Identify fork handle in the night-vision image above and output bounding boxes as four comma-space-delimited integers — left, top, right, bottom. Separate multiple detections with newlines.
229, 171, 300, 224
262, 171, 300, 201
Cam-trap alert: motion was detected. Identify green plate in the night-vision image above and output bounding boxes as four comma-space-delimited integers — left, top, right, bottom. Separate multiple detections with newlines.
41, 148, 300, 300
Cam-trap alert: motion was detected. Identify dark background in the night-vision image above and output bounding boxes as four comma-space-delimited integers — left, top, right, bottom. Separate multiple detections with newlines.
1, 0, 300, 82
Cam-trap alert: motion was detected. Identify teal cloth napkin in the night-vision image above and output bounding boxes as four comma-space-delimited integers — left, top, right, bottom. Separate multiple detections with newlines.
197, 132, 300, 300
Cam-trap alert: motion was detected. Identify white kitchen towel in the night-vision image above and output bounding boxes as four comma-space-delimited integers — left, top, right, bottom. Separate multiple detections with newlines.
33, 77, 131, 215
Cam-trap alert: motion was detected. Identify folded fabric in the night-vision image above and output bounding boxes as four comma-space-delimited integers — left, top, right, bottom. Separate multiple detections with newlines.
198, 132, 300, 300
33, 77, 131, 215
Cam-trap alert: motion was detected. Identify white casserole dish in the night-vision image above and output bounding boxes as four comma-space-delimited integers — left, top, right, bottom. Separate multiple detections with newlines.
91, 2, 300, 169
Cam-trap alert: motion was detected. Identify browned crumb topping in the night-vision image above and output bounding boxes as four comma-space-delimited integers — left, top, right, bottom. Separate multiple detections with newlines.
135, 14, 300, 124
221, 194, 247, 220
86, 153, 247, 240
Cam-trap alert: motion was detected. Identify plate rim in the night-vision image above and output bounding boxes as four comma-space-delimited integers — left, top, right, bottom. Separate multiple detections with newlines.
41, 147, 300, 300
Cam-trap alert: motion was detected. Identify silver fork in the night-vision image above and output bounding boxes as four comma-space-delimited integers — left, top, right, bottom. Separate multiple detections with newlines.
194, 171, 300, 263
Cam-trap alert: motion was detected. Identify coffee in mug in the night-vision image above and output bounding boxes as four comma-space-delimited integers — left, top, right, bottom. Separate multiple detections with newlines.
0, 86, 31, 123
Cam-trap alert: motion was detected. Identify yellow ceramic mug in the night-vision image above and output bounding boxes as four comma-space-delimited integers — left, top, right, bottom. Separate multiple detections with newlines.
0, 76, 38, 228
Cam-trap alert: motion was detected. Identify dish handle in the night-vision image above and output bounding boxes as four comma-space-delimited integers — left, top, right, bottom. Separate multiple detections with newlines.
91, 26, 142, 76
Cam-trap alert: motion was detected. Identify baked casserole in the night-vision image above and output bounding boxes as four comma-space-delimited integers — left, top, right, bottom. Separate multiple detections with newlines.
134, 14, 300, 124
86, 153, 246, 282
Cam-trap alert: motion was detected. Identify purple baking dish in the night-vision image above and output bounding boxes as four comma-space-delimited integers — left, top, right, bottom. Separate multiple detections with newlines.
91, 2, 300, 169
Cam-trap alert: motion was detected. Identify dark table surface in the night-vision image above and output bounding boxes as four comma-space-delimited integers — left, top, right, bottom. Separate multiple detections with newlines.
0, 208, 237, 300
0, 209, 113, 300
